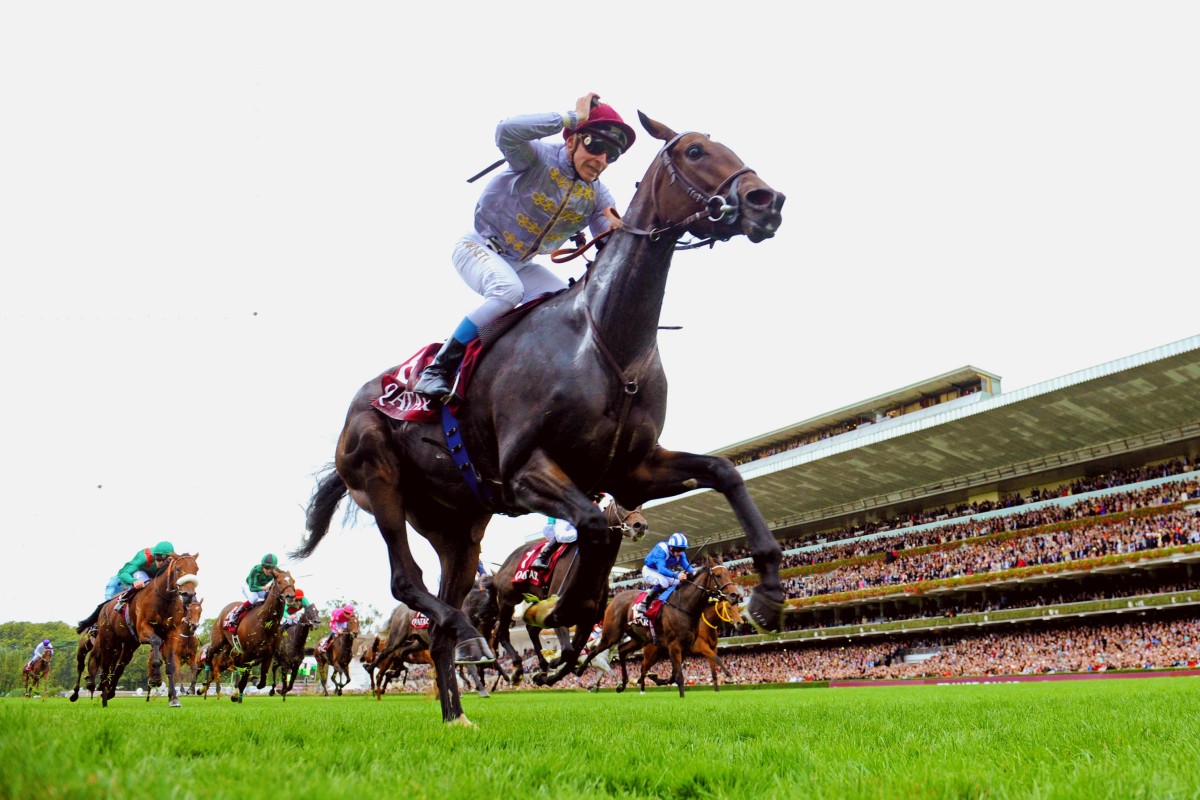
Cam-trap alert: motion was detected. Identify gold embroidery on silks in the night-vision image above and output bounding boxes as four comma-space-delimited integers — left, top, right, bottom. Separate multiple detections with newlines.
531, 192, 557, 214
548, 168, 571, 191
558, 209, 584, 227
516, 213, 541, 235
501, 231, 528, 254
571, 184, 596, 201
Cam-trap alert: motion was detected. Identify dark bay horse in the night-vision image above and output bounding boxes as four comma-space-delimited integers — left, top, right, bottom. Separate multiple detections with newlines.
73, 553, 201, 707
577, 559, 738, 697
69, 630, 96, 702
463, 577, 513, 693
149, 594, 204, 702
268, 602, 321, 700
298, 112, 786, 724
314, 615, 359, 696
491, 500, 646, 686
646, 594, 743, 690
203, 570, 295, 703
23, 648, 53, 698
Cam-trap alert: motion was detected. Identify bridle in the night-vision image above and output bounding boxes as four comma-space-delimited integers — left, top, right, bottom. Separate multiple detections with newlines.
622, 131, 758, 248
606, 503, 647, 540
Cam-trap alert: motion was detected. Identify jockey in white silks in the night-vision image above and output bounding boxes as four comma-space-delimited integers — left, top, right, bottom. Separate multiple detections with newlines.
530, 516, 578, 572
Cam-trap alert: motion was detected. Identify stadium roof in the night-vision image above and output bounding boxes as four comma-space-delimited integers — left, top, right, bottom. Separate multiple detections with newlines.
618, 335, 1200, 566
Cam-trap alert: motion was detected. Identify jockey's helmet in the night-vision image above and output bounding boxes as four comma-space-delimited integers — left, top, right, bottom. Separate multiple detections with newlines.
293, 588, 304, 600
343, 604, 355, 615
152, 541, 176, 557
261, 553, 278, 568
564, 102, 636, 155
667, 532, 689, 549
42, 639, 51, 646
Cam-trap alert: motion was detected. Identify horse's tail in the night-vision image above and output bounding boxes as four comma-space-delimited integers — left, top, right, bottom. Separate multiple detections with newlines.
293, 465, 349, 559
76, 599, 106, 634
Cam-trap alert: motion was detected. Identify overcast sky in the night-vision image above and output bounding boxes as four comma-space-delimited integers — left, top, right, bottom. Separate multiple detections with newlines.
2, 2, 1197, 628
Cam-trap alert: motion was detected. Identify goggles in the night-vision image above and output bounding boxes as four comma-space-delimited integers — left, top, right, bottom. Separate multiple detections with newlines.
580, 133, 622, 163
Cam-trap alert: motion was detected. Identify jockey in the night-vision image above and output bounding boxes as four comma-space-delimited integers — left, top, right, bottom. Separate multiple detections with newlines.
25, 639, 53, 671
412, 91, 636, 404
319, 604, 355, 652
633, 533, 693, 622
225, 554, 281, 631
281, 588, 312, 628
105, 540, 177, 599
531, 516, 578, 572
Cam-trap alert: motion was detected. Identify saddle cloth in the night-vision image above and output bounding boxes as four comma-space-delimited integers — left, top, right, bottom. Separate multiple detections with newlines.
370, 292, 561, 423
512, 543, 568, 588
629, 591, 664, 624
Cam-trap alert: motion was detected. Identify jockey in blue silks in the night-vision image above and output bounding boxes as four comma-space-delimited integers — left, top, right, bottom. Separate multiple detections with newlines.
634, 532, 693, 620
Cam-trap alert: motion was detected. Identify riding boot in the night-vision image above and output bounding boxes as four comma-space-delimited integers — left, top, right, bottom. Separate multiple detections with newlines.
413, 337, 469, 403
531, 540, 555, 572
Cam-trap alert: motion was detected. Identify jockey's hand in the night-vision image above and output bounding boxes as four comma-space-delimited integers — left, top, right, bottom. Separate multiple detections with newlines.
603, 207, 623, 231
575, 92, 600, 125
133, 580, 146, 589
677, 571, 689, 581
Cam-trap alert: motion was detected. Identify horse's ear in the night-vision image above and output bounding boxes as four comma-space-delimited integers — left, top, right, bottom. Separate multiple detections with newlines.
638, 111, 676, 143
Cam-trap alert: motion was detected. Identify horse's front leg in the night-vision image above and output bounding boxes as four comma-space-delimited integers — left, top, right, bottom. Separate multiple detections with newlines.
668, 641, 687, 698
623, 447, 785, 632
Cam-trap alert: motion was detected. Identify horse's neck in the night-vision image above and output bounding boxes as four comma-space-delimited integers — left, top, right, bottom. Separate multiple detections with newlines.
581, 198, 677, 365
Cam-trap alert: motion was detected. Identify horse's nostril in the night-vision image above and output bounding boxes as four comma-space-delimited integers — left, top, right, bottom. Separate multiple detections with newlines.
745, 188, 775, 208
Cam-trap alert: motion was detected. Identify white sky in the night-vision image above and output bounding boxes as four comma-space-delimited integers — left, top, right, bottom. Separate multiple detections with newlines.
2, 2, 1197, 627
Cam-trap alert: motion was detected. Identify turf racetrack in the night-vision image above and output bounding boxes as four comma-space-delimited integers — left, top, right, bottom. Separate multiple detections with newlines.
3, 678, 1198, 799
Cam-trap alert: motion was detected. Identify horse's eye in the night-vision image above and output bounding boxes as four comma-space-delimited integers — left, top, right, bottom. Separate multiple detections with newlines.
686, 144, 703, 159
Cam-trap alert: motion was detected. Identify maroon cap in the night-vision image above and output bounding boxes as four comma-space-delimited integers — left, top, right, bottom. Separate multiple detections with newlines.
564, 102, 636, 152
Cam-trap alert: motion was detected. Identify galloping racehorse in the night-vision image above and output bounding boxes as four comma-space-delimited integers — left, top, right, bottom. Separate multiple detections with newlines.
149, 594, 204, 701
315, 614, 359, 696
646, 594, 743, 690
203, 570, 295, 703
23, 648, 53, 698
268, 602, 321, 700
74, 553, 201, 708
491, 500, 646, 685
577, 558, 739, 697
298, 112, 786, 724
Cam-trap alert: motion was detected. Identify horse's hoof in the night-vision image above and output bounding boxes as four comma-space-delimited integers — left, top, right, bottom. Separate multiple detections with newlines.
453, 637, 495, 665
747, 590, 786, 634
447, 715, 476, 728
69, 693, 78, 703
532, 673, 547, 686
477, 689, 490, 698
169, 698, 181, 708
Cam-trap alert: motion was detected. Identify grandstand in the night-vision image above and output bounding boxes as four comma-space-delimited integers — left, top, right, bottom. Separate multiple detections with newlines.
606, 335, 1200, 681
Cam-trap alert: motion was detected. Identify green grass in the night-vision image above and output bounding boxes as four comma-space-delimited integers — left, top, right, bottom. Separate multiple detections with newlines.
3, 679, 1200, 799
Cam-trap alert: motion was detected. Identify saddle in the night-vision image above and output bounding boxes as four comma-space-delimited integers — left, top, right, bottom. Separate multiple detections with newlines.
112, 586, 139, 613
512, 542, 568, 588
371, 292, 561, 424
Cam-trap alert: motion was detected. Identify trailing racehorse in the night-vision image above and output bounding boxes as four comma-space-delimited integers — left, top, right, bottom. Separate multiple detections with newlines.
646, 594, 743, 690
490, 499, 646, 686
23, 649, 53, 698
148, 594, 204, 701
73, 553, 201, 708
577, 558, 738, 697
202, 570, 295, 703
315, 614, 359, 696
463, 576, 513, 693
298, 112, 786, 724
269, 601, 321, 700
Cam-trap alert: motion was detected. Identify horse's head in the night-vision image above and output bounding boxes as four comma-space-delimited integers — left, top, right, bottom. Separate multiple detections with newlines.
272, 570, 297, 606
182, 596, 204, 637
348, 615, 361, 635
698, 558, 740, 606
302, 602, 321, 627
169, 553, 201, 604
635, 113, 784, 245
604, 500, 648, 542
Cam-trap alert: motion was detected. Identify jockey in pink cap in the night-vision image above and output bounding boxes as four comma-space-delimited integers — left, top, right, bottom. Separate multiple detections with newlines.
413, 92, 636, 404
